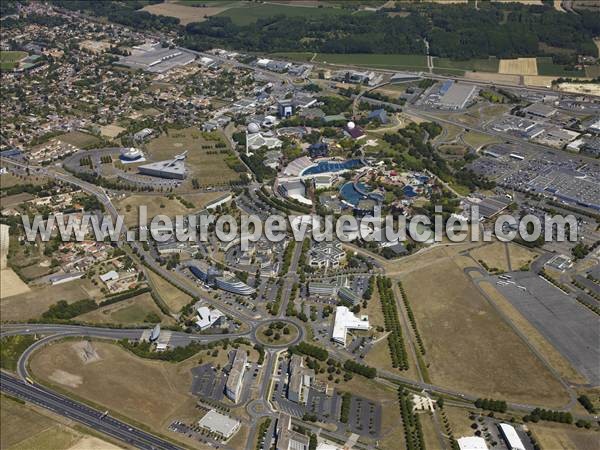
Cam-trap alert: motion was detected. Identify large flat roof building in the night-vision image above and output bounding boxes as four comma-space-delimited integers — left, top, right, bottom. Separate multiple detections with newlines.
138, 152, 187, 180
332, 306, 370, 346
457, 436, 489, 450
498, 423, 525, 450
225, 348, 247, 403
438, 82, 477, 110
288, 355, 314, 405
119, 47, 195, 73
276, 413, 310, 450
197, 409, 240, 440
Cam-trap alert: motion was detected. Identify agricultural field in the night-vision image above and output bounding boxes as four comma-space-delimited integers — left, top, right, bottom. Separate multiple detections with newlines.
76, 293, 174, 326
397, 245, 570, 407
314, 53, 428, 71
217, 3, 349, 26
536, 57, 586, 77
499, 58, 538, 75
145, 128, 242, 187
434, 57, 499, 74
0, 51, 27, 70
1, 395, 122, 450
142, 1, 238, 25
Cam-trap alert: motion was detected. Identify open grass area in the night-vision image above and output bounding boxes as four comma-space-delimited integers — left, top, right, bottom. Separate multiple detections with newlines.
1, 279, 101, 321
256, 322, 299, 346
147, 270, 193, 314
30, 340, 200, 434
56, 131, 101, 149
141, 1, 238, 25
0, 335, 37, 371
146, 128, 242, 187
435, 57, 499, 73
1, 395, 121, 450
314, 53, 428, 71
396, 246, 570, 407
269, 52, 315, 62
116, 194, 194, 227
530, 422, 600, 450
470, 241, 537, 273
76, 293, 174, 326
217, 3, 349, 26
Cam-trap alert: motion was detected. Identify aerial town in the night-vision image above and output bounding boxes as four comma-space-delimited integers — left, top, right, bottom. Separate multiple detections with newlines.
0, 1, 599, 450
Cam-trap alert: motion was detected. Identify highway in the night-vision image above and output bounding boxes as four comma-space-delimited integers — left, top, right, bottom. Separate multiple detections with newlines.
0, 371, 182, 450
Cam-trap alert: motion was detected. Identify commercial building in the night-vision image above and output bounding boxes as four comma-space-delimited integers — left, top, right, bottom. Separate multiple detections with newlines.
225, 348, 247, 403
215, 274, 256, 296
197, 409, 240, 440
195, 306, 225, 330
49, 272, 84, 285
119, 47, 195, 73
138, 152, 187, 180
523, 103, 556, 118
287, 355, 314, 405
457, 436, 489, 450
498, 423, 526, 450
332, 306, 369, 346
133, 128, 154, 142
308, 240, 346, 270
308, 282, 338, 296
276, 413, 310, 450
438, 82, 477, 110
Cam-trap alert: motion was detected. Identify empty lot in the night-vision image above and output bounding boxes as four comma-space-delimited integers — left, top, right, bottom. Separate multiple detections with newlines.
398, 246, 569, 407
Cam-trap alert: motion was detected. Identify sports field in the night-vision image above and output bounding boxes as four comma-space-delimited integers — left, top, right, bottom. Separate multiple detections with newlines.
0, 51, 27, 70
397, 245, 570, 407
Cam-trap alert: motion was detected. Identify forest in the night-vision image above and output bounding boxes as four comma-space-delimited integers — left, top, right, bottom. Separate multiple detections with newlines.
45, 1, 600, 61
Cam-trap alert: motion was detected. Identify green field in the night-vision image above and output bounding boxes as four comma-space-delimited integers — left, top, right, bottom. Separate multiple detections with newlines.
435, 57, 499, 73
0, 51, 27, 70
536, 57, 586, 77
217, 3, 349, 26
313, 53, 428, 71
269, 52, 315, 62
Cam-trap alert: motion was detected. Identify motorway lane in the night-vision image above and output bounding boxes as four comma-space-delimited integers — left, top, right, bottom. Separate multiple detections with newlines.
0, 372, 182, 450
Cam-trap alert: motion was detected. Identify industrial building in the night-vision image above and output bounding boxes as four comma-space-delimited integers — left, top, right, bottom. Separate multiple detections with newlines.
332, 306, 370, 346
287, 355, 314, 405
225, 348, 247, 403
276, 413, 310, 450
197, 409, 240, 440
137, 152, 187, 180
119, 46, 195, 73
438, 82, 477, 110
498, 423, 526, 450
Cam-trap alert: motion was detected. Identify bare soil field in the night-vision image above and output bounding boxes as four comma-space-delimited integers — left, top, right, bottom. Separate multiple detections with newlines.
397, 246, 570, 407
557, 82, 600, 96
0, 269, 31, 299
141, 2, 234, 25
99, 124, 126, 139
499, 58, 538, 75
464, 71, 521, 85
523, 75, 558, 87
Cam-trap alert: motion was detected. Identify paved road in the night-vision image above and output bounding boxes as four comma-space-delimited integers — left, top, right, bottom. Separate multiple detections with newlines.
0, 371, 182, 450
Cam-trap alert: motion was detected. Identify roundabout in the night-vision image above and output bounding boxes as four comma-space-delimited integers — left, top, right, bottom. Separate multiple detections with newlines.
253, 319, 302, 348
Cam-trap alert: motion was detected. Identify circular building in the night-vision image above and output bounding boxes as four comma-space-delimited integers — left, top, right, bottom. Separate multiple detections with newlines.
119, 147, 143, 162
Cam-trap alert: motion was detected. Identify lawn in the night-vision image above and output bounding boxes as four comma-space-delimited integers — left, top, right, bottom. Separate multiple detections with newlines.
0, 335, 37, 371
537, 57, 586, 77
145, 128, 242, 187
434, 57, 499, 73
397, 246, 570, 407
217, 3, 349, 26
313, 53, 428, 71
256, 322, 299, 346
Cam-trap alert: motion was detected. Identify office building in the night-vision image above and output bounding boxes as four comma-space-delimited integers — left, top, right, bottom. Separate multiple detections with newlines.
225, 349, 247, 403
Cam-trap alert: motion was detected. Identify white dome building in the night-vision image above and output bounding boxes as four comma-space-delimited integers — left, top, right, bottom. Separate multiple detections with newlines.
247, 122, 260, 134
120, 147, 143, 162
346, 121, 356, 130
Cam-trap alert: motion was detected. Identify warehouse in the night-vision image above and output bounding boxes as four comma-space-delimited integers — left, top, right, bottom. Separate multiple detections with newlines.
119, 47, 195, 73
498, 423, 525, 450
438, 82, 477, 110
